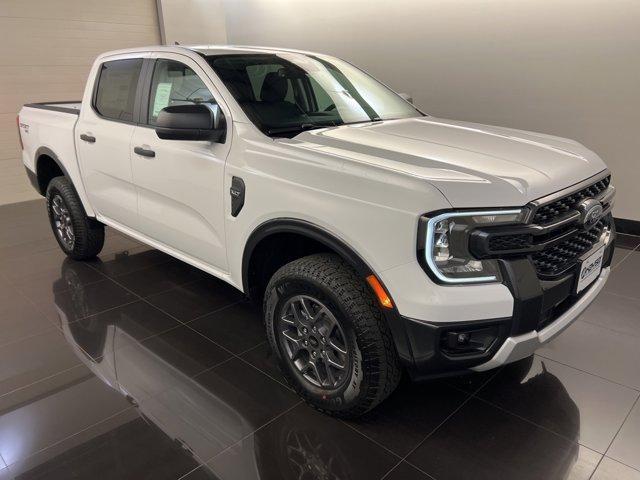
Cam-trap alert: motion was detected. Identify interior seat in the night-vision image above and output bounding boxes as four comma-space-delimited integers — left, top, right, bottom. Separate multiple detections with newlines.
245, 71, 306, 127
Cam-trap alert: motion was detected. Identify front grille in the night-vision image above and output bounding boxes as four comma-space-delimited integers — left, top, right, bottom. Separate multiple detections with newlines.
532, 176, 610, 224
531, 218, 607, 277
469, 175, 614, 280
488, 234, 532, 251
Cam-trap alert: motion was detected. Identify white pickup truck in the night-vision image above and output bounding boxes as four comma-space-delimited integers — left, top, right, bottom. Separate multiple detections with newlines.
18, 45, 616, 417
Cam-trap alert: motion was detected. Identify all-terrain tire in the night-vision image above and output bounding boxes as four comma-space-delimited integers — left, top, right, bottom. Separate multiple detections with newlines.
264, 253, 401, 418
46, 176, 104, 260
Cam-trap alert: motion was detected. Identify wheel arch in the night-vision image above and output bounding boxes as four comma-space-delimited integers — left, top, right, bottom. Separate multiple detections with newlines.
242, 218, 374, 297
247, 218, 415, 385
34, 146, 96, 217
34, 146, 71, 195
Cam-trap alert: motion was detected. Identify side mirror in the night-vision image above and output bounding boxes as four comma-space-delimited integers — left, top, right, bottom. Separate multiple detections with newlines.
399, 92, 413, 104
155, 103, 225, 142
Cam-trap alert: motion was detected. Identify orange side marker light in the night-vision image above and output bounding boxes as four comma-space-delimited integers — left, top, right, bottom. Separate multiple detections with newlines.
366, 275, 393, 309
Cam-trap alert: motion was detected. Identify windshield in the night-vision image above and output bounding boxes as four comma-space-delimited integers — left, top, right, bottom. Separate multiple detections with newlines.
206, 53, 423, 137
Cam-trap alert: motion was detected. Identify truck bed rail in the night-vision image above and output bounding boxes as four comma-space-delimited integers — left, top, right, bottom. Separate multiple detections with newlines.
24, 101, 81, 115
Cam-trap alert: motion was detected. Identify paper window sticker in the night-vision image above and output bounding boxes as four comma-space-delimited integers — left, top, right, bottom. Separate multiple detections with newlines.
152, 82, 173, 117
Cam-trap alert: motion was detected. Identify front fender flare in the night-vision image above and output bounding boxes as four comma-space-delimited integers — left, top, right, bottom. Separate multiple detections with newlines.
242, 217, 414, 366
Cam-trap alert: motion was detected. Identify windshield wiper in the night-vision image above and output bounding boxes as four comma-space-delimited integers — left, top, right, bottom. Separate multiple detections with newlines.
266, 122, 337, 137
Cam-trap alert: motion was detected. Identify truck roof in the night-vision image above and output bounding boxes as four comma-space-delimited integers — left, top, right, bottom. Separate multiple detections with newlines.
96, 44, 324, 61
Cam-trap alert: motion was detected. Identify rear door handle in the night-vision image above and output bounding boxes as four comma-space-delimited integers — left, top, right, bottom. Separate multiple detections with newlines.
80, 134, 96, 143
134, 146, 155, 158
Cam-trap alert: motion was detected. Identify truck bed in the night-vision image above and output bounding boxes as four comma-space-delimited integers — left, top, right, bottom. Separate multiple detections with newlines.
19, 99, 87, 206
24, 101, 81, 115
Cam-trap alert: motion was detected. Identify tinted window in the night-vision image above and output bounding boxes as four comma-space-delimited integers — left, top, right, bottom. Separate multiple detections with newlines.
245, 64, 294, 102
207, 53, 421, 137
147, 59, 216, 125
94, 59, 143, 122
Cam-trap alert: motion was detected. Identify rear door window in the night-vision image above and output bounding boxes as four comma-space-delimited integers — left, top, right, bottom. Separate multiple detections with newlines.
94, 58, 143, 122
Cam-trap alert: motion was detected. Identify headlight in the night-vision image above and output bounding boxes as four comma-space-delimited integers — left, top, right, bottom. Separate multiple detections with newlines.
422, 209, 524, 284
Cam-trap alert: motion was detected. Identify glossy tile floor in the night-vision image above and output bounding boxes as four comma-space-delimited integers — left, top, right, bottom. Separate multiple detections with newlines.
1, 199, 639, 480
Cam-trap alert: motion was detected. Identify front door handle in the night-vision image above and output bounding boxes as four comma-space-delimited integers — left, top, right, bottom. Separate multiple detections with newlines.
80, 134, 96, 143
134, 146, 155, 158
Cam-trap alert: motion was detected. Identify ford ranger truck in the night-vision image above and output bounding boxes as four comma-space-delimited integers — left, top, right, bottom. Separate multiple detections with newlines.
17, 45, 616, 417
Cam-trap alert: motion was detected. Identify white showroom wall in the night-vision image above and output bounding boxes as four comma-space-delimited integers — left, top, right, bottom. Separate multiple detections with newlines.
200, 0, 638, 222
0, 0, 161, 206
157, 0, 227, 45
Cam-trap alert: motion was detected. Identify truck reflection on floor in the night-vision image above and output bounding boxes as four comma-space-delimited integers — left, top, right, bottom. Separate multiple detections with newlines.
49, 256, 582, 480
53, 256, 354, 479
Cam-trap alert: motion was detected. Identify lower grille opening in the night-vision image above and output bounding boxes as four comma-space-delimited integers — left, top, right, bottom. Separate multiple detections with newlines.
537, 281, 591, 331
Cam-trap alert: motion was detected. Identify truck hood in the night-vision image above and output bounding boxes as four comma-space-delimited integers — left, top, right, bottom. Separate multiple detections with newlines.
294, 116, 607, 207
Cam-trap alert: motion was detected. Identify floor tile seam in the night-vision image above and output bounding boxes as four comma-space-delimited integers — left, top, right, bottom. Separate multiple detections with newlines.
600, 455, 640, 474
0, 371, 95, 418
9, 270, 112, 308
96, 262, 247, 342
0, 363, 87, 401
531, 353, 640, 393
337, 418, 405, 461
603, 394, 640, 458
610, 250, 633, 270
234, 354, 295, 392
535, 352, 640, 392
177, 400, 305, 479
72, 319, 214, 364
470, 394, 619, 454
598, 289, 640, 303
462, 349, 640, 442
381, 392, 475, 475
0, 243, 59, 260
84, 255, 174, 282
235, 340, 267, 357
3, 405, 134, 469
380, 363, 508, 477
178, 299, 249, 328
108, 260, 205, 285
587, 455, 605, 480
197, 400, 303, 468
179, 308, 246, 358
190, 356, 237, 381
577, 317, 640, 340
379, 457, 437, 480
0, 325, 62, 349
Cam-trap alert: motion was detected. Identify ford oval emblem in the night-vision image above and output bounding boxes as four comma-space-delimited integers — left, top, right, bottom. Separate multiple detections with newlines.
578, 199, 603, 229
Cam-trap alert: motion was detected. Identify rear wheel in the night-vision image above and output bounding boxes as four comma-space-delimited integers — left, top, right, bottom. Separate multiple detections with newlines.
46, 176, 104, 260
264, 253, 401, 418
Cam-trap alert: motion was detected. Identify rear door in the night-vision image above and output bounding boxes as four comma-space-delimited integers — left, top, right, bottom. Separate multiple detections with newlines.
76, 53, 149, 227
129, 53, 231, 270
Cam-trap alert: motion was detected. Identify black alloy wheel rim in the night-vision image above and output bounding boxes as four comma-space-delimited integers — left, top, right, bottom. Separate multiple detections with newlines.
278, 295, 350, 389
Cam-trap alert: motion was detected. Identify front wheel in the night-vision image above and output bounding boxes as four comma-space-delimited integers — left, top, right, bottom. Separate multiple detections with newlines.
264, 254, 401, 418
46, 176, 104, 260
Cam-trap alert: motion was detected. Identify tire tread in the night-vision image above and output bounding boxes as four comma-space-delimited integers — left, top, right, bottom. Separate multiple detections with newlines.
264, 253, 401, 418
46, 176, 104, 260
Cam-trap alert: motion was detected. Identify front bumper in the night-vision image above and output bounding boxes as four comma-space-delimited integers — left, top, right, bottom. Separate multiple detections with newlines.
385, 226, 615, 380
471, 265, 609, 371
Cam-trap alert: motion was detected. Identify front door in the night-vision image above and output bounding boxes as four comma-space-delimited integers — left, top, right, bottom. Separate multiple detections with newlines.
130, 54, 231, 271
76, 55, 147, 227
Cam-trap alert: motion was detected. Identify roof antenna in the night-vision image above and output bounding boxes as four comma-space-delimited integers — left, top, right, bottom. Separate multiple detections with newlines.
174, 41, 180, 45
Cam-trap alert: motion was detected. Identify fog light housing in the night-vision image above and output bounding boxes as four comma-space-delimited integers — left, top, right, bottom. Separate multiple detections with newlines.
441, 325, 499, 355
